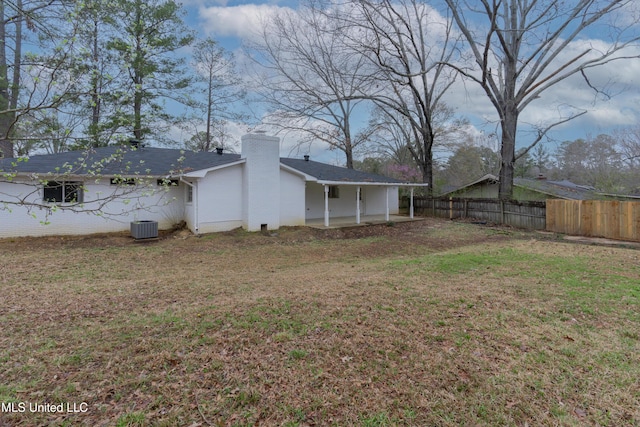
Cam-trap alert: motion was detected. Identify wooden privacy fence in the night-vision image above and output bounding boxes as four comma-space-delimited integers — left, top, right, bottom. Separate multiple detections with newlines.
546, 199, 640, 242
406, 197, 547, 230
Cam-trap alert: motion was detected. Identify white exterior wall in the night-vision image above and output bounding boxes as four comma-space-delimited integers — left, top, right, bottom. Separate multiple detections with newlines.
183, 180, 196, 233
305, 183, 328, 219
364, 186, 400, 215
241, 133, 281, 231
305, 183, 399, 219
279, 168, 306, 226
0, 178, 184, 238
195, 165, 243, 233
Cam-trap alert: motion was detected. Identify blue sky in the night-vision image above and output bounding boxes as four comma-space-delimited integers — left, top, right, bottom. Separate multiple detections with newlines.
178, 0, 640, 165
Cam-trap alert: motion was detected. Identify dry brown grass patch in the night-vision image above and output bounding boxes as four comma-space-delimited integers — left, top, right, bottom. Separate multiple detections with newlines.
1, 219, 639, 426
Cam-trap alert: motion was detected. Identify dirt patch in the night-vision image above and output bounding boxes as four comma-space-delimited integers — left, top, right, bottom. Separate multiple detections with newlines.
0, 217, 517, 252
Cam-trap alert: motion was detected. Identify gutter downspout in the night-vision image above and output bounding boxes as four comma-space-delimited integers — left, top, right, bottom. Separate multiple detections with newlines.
180, 177, 198, 234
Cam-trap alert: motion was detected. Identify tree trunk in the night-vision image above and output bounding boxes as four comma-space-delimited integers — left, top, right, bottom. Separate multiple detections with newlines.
420, 128, 434, 195
499, 14, 519, 201
344, 127, 354, 169
421, 161, 433, 196
421, 149, 433, 196
205, 68, 213, 152
133, 87, 142, 140
10, 0, 21, 112
133, 64, 142, 140
90, 18, 101, 146
132, 2, 143, 141
0, 1, 13, 158
345, 147, 354, 169
498, 104, 518, 200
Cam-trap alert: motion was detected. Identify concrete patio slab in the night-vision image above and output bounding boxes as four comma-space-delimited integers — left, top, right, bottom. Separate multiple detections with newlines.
305, 214, 424, 229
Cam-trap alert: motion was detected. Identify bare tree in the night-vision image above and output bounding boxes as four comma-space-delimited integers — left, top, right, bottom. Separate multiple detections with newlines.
0, 0, 75, 158
365, 102, 467, 169
247, 1, 372, 168
189, 37, 245, 152
616, 125, 640, 167
616, 126, 640, 193
444, 0, 640, 199
184, 122, 237, 153
364, 105, 417, 166
344, 0, 461, 193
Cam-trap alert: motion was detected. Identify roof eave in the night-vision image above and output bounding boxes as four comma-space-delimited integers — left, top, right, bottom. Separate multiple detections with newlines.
181, 159, 246, 178
316, 180, 428, 187
5, 171, 176, 180
280, 163, 317, 181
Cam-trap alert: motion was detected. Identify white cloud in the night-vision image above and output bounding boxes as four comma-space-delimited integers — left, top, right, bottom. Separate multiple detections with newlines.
198, 4, 292, 40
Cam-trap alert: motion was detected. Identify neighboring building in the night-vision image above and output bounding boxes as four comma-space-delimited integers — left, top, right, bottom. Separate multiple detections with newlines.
0, 133, 424, 238
439, 174, 602, 200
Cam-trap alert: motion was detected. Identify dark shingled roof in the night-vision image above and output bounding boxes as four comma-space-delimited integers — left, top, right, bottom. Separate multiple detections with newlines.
439, 173, 599, 200
1, 147, 404, 184
514, 177, 597, 200
0, 146, 242, 176
281, 158, 403, 183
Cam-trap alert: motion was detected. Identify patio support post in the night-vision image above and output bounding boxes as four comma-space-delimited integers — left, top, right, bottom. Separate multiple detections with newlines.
356, 186, 361, 224
324, 184, 330, 227
410, 187, 414, 219
385, 187, 390, 221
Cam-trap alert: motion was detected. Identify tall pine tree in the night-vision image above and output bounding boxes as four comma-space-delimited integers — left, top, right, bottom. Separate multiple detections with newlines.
107, 0, 193, 143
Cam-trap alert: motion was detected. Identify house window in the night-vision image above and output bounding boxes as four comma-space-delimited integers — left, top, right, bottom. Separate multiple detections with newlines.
157, 178, 179, 187
110, 177, 136, 186
328, 186, 339, 199
186, 186, 193, 203
43, 181, 84, 203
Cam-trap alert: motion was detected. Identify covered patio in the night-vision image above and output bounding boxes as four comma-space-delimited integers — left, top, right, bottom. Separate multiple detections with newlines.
280, 157, 428, 229
309, 181, 428, 228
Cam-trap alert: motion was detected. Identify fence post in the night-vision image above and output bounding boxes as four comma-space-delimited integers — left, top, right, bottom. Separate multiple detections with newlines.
500, 200, 505, 224
449, 197, 453, 220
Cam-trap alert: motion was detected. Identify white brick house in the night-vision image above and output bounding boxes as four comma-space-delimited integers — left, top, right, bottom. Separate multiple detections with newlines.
0, 133, 424, 238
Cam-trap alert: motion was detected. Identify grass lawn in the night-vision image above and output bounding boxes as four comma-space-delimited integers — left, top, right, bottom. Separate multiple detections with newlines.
1, 219, 639, 426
